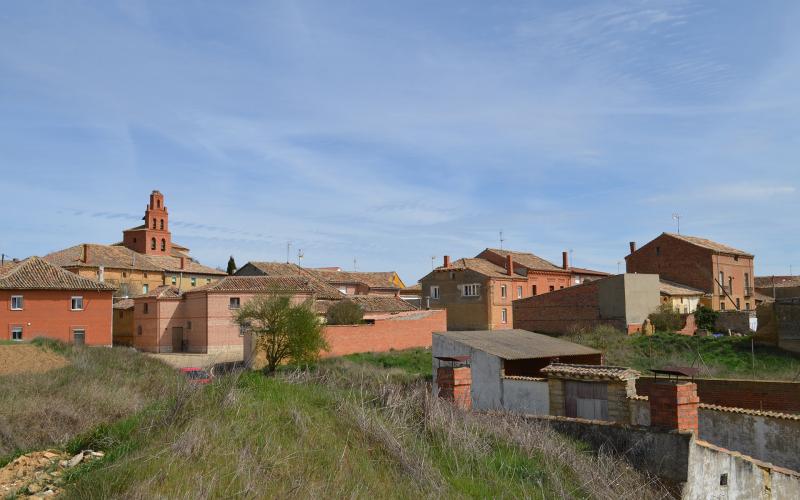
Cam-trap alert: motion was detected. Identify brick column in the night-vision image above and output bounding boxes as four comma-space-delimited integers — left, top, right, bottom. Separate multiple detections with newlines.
437, 366, 472, 410
648, 381, 699, 433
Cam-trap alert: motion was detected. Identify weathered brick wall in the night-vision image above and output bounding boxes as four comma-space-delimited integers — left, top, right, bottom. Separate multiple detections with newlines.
437, 366, 471, 409
637, 378, 800, 414
648, 381, 699, 433
714, 311, 751, 333
775, 299, 800, 353
321, 309, 446, 357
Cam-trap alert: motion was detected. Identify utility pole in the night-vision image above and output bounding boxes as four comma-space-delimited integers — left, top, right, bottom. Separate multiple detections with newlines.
617, 261, 622, 274
672, 213, 681, 234
499, 230, 505, 250
286, 241, 292, 264
297, 249, 304, 266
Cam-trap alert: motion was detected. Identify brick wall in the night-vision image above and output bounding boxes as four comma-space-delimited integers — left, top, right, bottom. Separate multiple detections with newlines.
322, 309, 446, 357
513, 281, 624, 334
648, 381, 699, 433
637, 377, 800, 414
437, 366, 471, 409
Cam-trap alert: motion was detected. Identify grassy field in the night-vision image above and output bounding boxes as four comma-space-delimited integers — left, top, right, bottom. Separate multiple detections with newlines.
342, 347, 432, 378
565, 327, 800, 381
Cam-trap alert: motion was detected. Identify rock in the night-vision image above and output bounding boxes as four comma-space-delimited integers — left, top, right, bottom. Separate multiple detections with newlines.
28, 482, 43, 493
42, 451, 59, 459
66, 452, 84, 468
90, 451, 105, 458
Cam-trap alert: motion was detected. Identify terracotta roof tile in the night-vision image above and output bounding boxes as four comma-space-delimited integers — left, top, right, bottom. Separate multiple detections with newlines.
664, 233, 753, 257
144, 255, 226, 276
0, 257, 116, 291
113, 298, 135, 310
309, 269, 402, 289
433, 258, 522, 279
185, 276, 316, 294
483, 248, 564, 272
348, 295, 417, 313
238, 262, 344, 299
699, 403, 800, 420
659, 279, 706, 297
141, 285, 182, 299
44, 244, 163, 272
754, 275, 800, 288
570, 267, 610, 277
541, 363, 640, 381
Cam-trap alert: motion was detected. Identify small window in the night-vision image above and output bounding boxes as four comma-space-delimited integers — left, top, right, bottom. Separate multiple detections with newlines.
152, 217, 156, 229
143, 303, 149, 314
720, 301, 726, 311
560, 286, 564, 289
736, 298, 741, 310
142, 284, 149, 294
549, 285, 555, 292
160, 219, 164, 230
229, 297, 241, 309
143, 272, 148, 278
11, 327, 23, 341
187, 320, 192, 330
501, 308, 508, 323
517, 286, 523, 299
430, 286, 440, 299
71, 296, 84, 311
462, 284, 480, 297
137, 325, 142, 336
720, 473, 728, 486
10, 295, 23, 310
161, 239, 166, 251
532, 285, 537, 295
171, 276, 177, 285
191, 277, 197, 287
500, 285, 507, 298
338, 286, 348, 294
656, 246, 661, 256
73, 329, 85, 346
123, 271, 128, 278
745, 302, 751, 311
151, 238, 156, 250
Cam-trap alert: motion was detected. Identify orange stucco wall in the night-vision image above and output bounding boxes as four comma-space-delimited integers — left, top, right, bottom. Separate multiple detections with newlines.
1, 290, 113, 345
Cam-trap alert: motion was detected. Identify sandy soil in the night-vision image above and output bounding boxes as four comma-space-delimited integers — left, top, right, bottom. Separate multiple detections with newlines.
0, 345, 68, 376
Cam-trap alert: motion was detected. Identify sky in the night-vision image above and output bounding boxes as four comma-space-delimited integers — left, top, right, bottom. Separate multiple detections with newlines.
2, 1, 799, 284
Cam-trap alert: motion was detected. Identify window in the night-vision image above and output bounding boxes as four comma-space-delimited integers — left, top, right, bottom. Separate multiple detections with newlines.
137, 326, 142, 336
157, 199, 161, 208
151, 238, 156, 250
656, 246, 661, 256
11, 327, 22, 341
745, 302, 751, 311
549, 285, 555, 292
720, 300, 726, 311
191, 277, 197, 287
143, 272, 148, 278
71, 296, 84, 311
160, 219, 164, 230
229, 297, 241, 309
186, 321, 192, 330
430, 286, 440, 299
560, 286, 564, 289
152, 218, 156, 229
161, 239, 166, 251
501, 308, 508, 323
143, 303, 149, 314
500, 285, 507, 298
532, 285, 537, 295
517, 286, 523, 299
10, 295, 23, 310
72, 328, 85, 346
462, 284, 480, 297
171, 276, 177, 285
718, 271, 724, 292
123, 271, 128, 278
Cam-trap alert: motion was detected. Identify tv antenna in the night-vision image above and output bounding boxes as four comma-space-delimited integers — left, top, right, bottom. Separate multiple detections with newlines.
672, 213, 681, 234
499, 230, 505, 250
297, 249, 304, 265
353, 257, 358, 272
431, 256, 437, 270
286, 241, 292, 263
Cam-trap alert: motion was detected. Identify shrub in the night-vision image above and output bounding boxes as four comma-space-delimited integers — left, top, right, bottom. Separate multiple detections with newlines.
647, 303, 683, 332
694, 305, 719, 331
325, 300, 365, 325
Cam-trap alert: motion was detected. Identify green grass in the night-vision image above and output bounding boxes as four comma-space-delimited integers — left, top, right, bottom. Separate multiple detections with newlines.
341, 347, 433, 378
565, 327, 800, 380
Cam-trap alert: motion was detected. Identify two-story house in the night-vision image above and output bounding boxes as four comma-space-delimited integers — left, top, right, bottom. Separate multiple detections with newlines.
625, 233, 755, 312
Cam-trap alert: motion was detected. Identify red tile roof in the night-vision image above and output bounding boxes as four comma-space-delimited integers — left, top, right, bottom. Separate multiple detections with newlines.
0, 257, 116, 291
482, 248, 565, 272
664, 233, 753, 257
309, 269, 402, 289
185, 276, 316, 294
569, 267, 610, 277
433, 258, 524, 280
238, 262, 345, 299
541, 363, 640, 381
659, 279, 706, 297
144, 255, 226, 276
44, 244, 164, 272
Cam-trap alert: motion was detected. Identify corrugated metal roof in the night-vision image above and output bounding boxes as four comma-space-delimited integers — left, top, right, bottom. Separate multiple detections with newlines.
434, 329, 601, 360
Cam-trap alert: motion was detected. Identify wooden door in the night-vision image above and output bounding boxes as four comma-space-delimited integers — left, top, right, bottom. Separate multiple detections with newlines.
172, 327, 184, 353
564, 381, 608, 420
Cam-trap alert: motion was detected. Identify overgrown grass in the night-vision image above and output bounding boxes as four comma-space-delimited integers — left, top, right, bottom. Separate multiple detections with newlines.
61, 359, 671, 499
341, 347, 433, 379
0, 340, 181, 463
565, 327, 800, 380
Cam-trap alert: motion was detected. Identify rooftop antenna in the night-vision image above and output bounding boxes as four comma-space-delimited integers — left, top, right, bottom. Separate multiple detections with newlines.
286, 241, 292, 264
297, 249, 304, 266
353, 257, 358, 272
672, 213, 681, 234
431, 256, 437, 270
499, 230, 505, 250
617, 261, 622, 274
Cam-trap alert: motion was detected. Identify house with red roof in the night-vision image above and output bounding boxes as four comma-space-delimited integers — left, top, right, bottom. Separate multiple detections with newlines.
1, 257, 116, 345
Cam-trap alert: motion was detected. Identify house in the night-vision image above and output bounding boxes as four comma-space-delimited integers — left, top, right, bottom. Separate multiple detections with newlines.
625, 233, 755, 312
569, 267, 611, 285
399, 283, 422, 308
44, 191, 226, 297
1, 257, 115, 345
432, 329, 602, 413
112, 298, 135, 346
513, 273, 662, 335
659, 279, 705, 314
754, 275, 800, 301
419, 248, 573, 331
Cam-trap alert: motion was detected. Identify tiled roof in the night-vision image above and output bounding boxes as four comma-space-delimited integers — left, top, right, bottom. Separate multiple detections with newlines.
349, 295, 417, 313
185, 276, 316, 294
433, 258, 522, 279
754, 276, 800, 288
0, 260, 20, 276
44, 244, 164, 272
664, 233, 753, 257
0, 257, 116, 291
659, 279, 706, 297
570, 267, 610, 277
541, 363, 640, 381
309, 269, 402, 289
141, 285, 182, 299
145, 255, 226, 276
700, 404, 800, 421
483, 248, 564, 272
113, 298, 135, 310
239, 262, 344, 299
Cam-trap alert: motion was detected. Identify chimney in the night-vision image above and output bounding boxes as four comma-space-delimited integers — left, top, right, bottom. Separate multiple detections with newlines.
648, 381, 699, 434
506, 254, 514, 276
562, 251, 569, 270
82, 244, 89, 263
443, 255, 451, 268
629, 241, 637, 254
98, 266, 105, 282
180, 256, 186, 270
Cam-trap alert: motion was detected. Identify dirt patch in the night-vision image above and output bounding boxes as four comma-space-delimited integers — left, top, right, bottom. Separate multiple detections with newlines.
0, 449, 104, 498
0, 345, 68, 376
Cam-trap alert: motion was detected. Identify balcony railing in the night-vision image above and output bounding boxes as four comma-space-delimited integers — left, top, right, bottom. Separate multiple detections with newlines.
744, 286, 753, 297
718, 284, 732, 296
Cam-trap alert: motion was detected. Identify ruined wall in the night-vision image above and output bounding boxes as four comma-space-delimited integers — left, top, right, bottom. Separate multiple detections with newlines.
775, 298, 800, 353
714, 311, 752, 333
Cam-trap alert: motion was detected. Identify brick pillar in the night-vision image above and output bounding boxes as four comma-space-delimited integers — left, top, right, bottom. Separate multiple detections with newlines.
648, 381, 699, 433
437, 366, 471, 410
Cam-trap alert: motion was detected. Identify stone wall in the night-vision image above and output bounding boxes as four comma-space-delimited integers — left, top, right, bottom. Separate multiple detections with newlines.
714, 311, 752, 333
775, 298, 800, 353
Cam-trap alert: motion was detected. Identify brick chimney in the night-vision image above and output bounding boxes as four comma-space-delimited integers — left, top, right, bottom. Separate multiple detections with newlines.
82, 244, 90, 264
506, 254, 514, 276
648, 381, 699, 433
629, 241, 637, 254
562, 251, 569, 270
443, 255, 451, 268
437, 366, 471, 410
180, 256, 186, 270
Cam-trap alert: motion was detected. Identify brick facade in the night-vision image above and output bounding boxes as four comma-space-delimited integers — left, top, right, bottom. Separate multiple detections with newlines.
437, 366, 471, 409
648, 381, 699, 433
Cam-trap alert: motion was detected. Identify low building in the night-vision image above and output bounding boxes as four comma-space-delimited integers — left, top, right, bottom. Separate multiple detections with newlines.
112, 298, 135, 346
659, 279, 705, 314
755, 275, 800, 301
1, 257, 115, 345
399, 283, 422, 308
432, 329, 602, 413
569, 267, 611, 285
513, 273, 661, 335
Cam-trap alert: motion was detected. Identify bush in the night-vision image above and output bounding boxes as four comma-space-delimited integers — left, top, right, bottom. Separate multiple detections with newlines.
325, 300, 364, 325
647, 303, 683, 332
694, 305, 719, 331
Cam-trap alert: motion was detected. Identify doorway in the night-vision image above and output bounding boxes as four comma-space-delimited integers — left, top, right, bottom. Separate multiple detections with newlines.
564, 381, 608, 420
172, 327, 184, 353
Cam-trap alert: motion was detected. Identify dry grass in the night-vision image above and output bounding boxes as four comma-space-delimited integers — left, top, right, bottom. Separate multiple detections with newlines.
0, 344, 68, 375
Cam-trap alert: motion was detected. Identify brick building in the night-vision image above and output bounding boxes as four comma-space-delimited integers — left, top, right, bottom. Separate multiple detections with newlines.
420, 248, 572, 331
44, 191, 225, 296
625, 233, 755, 312
1, 257, 115, 345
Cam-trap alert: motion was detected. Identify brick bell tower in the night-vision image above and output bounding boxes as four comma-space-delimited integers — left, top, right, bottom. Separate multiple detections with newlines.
122, 190, 172, 255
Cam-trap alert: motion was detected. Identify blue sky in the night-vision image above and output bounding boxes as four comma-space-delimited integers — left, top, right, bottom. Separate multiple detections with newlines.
2, 1, 799, 283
